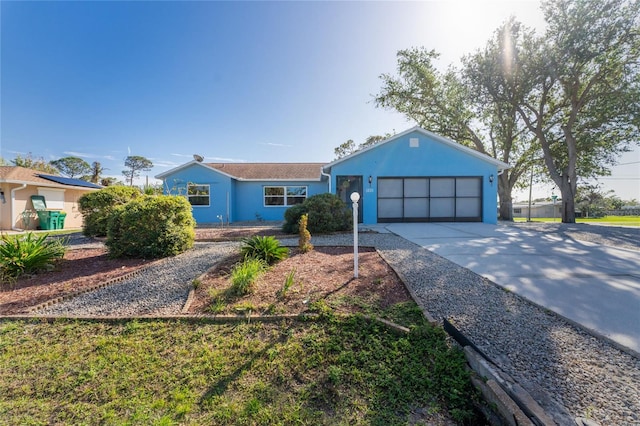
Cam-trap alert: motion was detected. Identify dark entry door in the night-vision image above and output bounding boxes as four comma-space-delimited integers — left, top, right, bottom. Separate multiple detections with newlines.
337, 175, 363, 223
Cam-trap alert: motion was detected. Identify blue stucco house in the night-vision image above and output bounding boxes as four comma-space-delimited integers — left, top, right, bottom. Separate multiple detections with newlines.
156, 127, 509, 225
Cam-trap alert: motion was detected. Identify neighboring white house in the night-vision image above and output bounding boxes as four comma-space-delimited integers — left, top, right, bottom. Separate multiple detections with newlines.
512, 202, 562, 219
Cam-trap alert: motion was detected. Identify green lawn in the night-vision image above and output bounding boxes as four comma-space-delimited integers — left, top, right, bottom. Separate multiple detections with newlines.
0, 314, 480, 425
513, 215, 640, 226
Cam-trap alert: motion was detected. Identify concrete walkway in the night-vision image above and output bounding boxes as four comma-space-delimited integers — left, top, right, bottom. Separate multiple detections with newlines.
384, 222, 640, 355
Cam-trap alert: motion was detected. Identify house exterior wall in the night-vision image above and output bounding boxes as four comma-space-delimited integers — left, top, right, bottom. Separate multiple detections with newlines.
234, 180, 328, 222
161, 163, 234, 225
0, 183, 93, 230
329, 130, 500, 224
513, 203, 561, 219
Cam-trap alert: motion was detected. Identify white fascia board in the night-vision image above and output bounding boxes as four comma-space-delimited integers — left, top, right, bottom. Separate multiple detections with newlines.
237, 178, 323, 182
155, 161, 238, 180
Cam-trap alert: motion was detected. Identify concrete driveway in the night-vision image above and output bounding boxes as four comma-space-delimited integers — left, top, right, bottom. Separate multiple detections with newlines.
385, 222, 640, 355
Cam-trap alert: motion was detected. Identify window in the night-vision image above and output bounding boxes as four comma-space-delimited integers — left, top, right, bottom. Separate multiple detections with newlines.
513, 208, 522, 214
188, 184, 210, 206
264, 186, 307, 206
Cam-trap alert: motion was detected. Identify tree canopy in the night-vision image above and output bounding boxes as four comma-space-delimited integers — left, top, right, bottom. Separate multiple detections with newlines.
122, 156, 153, 187
50, 157, 91, 178
333, 135, 390, 160
375, 0, 639, 222
510, 0, 640, 222
11, 153, 59, 174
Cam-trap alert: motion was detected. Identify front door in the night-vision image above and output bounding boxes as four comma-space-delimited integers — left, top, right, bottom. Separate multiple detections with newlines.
337, 175, 363, 223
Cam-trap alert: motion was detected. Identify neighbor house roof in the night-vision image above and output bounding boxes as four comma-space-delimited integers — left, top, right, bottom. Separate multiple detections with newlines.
323, 126, 511, 171
156, 161, 326, 181
0, 166, 102, 190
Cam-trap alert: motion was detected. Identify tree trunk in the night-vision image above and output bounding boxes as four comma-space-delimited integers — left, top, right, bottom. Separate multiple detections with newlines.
497, 174, 513, 221
559, 176, 576, 223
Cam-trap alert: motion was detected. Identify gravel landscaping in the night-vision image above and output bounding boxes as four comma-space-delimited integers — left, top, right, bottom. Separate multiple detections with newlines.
34, 223, 640, 425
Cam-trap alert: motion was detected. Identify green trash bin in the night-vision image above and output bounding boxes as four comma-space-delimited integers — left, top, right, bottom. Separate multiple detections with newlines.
36, 210, 60, 230
57, 212, 67, 229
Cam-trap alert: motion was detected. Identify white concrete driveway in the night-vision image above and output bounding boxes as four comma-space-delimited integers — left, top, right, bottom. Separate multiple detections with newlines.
385, 222, 640, 355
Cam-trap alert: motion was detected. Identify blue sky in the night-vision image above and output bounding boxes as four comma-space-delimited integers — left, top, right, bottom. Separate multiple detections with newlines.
1, 1, 637, 200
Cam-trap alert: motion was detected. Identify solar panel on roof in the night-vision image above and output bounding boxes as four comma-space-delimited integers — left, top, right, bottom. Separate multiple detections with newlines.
38, 174, 103, 189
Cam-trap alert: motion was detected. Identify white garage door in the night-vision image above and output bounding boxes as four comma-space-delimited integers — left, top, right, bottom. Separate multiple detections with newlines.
377, 177, 482, 222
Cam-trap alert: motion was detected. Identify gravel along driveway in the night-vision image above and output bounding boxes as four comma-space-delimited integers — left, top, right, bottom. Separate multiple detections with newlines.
280, 230, 640, 426
38, 242, 239, 316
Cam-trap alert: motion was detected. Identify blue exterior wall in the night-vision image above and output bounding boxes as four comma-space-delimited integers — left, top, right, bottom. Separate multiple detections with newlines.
234, 180, 329, 222
328, 130, 500, 224
161, 163, 234, 224
161, 163, 329, 224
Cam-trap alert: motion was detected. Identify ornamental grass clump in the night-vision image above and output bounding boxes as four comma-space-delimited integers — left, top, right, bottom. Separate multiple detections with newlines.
230, 258, 267, 295
0, 233, 66, 281
240, 236, 289, 265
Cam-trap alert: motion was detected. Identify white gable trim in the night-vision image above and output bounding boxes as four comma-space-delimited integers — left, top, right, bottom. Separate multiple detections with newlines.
155, 160, 237, 180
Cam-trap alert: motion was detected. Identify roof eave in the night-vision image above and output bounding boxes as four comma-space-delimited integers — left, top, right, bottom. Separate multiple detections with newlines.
0, 179, 101, 191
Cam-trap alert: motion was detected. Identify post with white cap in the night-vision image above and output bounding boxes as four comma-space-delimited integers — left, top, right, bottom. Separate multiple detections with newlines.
350, 191, 360, 278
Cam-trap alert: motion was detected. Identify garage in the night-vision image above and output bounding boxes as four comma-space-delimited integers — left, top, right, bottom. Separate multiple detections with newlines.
377, 176, 482, 222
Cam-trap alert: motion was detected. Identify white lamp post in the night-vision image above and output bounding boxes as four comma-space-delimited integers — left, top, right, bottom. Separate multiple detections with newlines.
350, 191, 360, 278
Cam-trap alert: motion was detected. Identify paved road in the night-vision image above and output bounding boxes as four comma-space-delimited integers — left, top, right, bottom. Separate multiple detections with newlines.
385, 222, 640, 355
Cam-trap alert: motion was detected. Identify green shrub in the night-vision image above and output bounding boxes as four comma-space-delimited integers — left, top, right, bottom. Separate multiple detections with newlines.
0, 233, 66, 280
230, 258, 267, 295
283, 193, 351, 234
106, 195, 195, 258
240, 236, 289, 265
78, 186, 141, 237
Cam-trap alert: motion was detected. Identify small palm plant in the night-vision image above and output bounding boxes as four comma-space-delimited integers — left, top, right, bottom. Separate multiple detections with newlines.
240, 236, 289, 265
0, 233, 66, 281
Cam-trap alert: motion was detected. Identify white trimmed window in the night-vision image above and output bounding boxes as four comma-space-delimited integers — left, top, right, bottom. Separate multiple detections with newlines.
264, 186, 307, 206
187, 184, 210, 206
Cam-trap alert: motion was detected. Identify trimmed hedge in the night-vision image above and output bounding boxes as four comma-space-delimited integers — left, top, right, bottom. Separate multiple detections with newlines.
78, 186, 141, 237
106, 195, 195, 258
283, 193, 351, 234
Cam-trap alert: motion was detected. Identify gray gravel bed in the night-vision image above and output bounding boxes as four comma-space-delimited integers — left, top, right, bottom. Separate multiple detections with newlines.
281, 230, 640, 426
38, 242, 239, 316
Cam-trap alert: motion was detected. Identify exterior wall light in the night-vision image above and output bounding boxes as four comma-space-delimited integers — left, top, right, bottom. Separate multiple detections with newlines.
489, 174, 494, 186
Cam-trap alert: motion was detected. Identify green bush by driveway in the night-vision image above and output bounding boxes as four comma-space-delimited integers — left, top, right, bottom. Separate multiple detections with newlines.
106, 195, 195, 258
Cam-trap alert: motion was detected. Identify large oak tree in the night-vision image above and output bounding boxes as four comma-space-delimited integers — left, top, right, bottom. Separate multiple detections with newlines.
510, 0, 640, 222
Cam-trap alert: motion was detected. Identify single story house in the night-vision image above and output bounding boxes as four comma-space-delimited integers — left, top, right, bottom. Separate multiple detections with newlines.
156, 127, 510, 225
512, 202, 562, 219
0, 166, 102, 231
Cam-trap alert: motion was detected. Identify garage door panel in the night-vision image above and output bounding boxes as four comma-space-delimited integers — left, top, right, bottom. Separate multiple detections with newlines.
456, 198, 481, 217
430, 178, 455, 197
378, 179, 402, 197
430, 198, 455, 217
404, 198, 429, 218
456, 178, 481, 197
404, 178, 429, 197
378, 199, 403, 218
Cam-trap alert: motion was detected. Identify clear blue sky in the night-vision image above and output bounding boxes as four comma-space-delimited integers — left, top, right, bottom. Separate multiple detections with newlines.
1, 1, 637, 200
